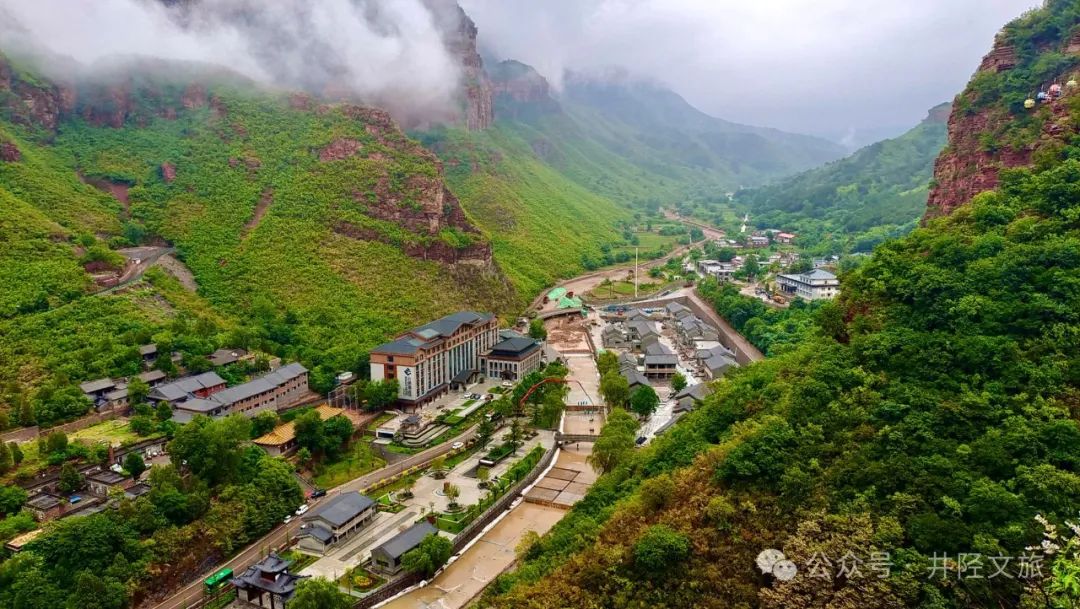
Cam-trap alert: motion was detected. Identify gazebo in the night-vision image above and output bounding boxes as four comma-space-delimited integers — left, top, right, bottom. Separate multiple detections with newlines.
230, 553, 307, 609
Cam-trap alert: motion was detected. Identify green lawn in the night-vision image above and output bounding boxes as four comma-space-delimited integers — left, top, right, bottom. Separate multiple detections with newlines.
588, 280, 663, 300
312, 440, 386, 489
610, 231, 682, 258
69, 419, 160, 446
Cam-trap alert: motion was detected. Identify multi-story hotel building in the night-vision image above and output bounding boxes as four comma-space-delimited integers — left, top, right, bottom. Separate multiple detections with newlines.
369, 311, 499, 407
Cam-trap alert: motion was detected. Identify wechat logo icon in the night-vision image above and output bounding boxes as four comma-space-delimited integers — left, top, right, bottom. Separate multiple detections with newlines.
757, 548, 798, 581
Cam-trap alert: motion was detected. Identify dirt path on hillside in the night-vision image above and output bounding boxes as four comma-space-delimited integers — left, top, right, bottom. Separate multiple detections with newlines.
153, 254, 198, 292
242, 189, 274, 236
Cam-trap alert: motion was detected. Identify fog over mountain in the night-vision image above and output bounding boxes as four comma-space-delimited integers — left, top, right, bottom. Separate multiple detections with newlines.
0, 0, 463, 124
461, 0, 1039, 146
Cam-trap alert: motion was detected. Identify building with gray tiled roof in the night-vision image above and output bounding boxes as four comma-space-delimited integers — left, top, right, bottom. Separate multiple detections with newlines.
170, 364, 308, 423
370, 312, 500, 407
298, 492, 377, 554
370, 521, 440, 574
231, 552, 307, 608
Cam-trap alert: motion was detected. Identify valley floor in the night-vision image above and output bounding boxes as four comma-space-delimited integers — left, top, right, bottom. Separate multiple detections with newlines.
381, 445, 595, 609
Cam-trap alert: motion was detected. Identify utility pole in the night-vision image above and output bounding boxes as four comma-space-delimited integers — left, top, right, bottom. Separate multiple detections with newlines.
635, 247, 639, 299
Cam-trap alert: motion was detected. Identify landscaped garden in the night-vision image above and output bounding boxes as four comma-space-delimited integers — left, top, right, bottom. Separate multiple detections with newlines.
434, 446, 545, 533
339, 566, 385, 595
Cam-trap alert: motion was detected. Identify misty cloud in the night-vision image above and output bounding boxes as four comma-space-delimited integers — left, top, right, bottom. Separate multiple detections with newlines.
461, 0, 1039, 145
0, 0, 462, 123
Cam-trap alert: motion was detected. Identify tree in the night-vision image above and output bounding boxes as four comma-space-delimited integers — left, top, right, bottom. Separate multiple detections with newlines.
293, 410, 325, 455
587, 409, 638, 474
509, 419, 524, 451
477, 417, 495, 449
634, 524, 690, 575
402, 534, 454, 578
630, 385, 660, 417
46, 430, 69, 455
249, 411, 279, 439
126, 378, 150, 408
361, 379, 399, 411
154, 402, 173, 422
66, 571, 126, 609
9, 441, 23, 466
290, 577, 352, 609
17, 396, 36, 426
742, 255, 761, 279
129, 415, 155, 436
0, 441, 10, 473
123, 452, 146, 480
445, 484, 460, 509
0, 485, 27, 514
58, 463, 84, 494
296, 447, 312, 466
322, 415, 355, 457
596, 351, 619, 377
529, 318, 547, 340
430, 455, 446, 479
168, 414, 252, 486
671, 372, 688, 393
599, 371, 630, 408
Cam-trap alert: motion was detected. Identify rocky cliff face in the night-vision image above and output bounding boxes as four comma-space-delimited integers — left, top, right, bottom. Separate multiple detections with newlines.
0, 54, 75, 132
926, 30, 1080, 218
323, 104, 492, 265
489, 59, 561, 121
424, 0, 493, 131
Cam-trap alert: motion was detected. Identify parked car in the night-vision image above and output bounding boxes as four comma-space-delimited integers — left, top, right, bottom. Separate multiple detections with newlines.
501, 381, 514, 388
310, 488, 327, 499
452, 441, 465, 450
283, 515, 293, 524
295, 504, 309, 516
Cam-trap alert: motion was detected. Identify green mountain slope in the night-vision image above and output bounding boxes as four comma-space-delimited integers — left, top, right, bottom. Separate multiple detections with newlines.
561, 73, 847, 189
480, 5, 1080, 609
735, 103, 950, 251
416, 125, 632, 298
0, 57, 518, 419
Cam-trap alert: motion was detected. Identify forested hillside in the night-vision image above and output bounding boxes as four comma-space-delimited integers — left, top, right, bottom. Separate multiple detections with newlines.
481, 3, 1080, 608
0, 54, 519, 418
735, 103, 949, 253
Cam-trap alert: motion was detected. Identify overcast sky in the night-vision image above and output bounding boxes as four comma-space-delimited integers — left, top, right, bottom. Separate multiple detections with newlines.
461, 0, 1039, 146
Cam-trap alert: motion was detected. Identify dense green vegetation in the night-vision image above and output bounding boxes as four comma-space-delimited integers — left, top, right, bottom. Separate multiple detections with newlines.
416, 125, 631, 296
0, 415, 303, 609
735, 104, 949, 254
962, 0, 1080, 116
0, 57, 526, 425
697, 279, 826, 356
481, 25, 1080, 603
